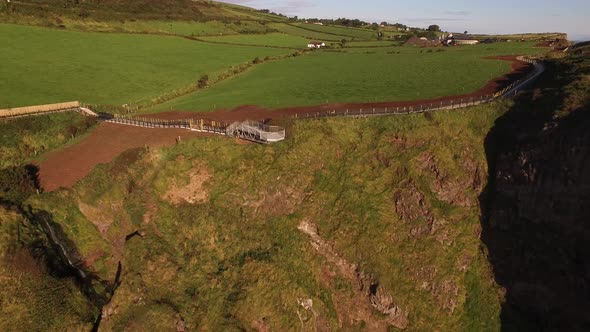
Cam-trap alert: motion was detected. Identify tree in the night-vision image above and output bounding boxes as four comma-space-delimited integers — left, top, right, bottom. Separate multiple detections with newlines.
464, 30, 469, 34
427, 25, 441, 32
197, 75, 209, 88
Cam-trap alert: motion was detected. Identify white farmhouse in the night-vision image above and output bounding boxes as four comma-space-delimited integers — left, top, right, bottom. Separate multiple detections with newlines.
307, 41, 326, 49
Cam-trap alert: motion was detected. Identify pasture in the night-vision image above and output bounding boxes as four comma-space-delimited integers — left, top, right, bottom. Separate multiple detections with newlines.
269, 23, 352, 41
292, 23, 378, 40
152, 42, 544, 112
0, 24, 291, 108
199, 33, 308, 48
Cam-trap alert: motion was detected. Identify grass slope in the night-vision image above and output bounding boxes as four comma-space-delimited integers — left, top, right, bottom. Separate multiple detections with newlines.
0, 24, 291, 108
153, 42, 543, 112
2, 0, 284, 21
25, 103, 507, 330
0, 112, 96, 168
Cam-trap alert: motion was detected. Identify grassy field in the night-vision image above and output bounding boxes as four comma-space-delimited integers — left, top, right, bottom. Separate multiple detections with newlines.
0, 23, 292, 108
152, 42, 544, 112
346, 40, 403, 47
269, 23, 353, 41
293, 23, 378, 40
199, 32, 308, 48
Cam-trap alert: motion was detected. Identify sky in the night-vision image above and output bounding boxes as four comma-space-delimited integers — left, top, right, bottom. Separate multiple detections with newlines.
223, 0, 589, 41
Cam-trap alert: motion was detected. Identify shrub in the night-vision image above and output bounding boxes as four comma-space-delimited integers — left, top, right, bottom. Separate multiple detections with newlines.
0, 164, 40, 204
197, 74, 209, 88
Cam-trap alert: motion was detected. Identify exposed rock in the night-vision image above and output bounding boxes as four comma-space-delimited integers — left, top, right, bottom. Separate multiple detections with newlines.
393, 182, 436, 237
298, 220, 409, 330
78, 201, 116, 236
164, 165, 211, 205
415, 152, 481, 207
431, 279, 460, 314
175, 316, 186, 332
482, 57, 590, 329
246, 184, 306, 218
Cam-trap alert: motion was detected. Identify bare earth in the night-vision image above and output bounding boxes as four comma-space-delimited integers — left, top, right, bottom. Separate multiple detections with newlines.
37, 123, 211, 192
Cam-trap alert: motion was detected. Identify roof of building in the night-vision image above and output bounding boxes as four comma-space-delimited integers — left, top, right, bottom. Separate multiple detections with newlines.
453, 35, 479, 41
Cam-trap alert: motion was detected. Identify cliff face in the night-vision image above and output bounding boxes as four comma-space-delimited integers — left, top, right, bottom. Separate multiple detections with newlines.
482, 55, 590, 330
16, 105, 508, 331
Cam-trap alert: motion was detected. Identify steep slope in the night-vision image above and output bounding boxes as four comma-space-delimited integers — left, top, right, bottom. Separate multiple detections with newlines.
482, 53, 590, 330
16, 105, 508, 331
2, 0, 283, 21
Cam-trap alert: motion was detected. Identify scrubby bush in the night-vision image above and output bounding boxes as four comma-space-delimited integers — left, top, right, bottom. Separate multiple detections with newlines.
0, 165, 40, 204
197, 74, 209, 88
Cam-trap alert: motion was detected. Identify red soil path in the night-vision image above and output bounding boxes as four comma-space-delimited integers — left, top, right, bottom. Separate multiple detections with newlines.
38, 123, 211, 192
148, 56, 533, 122
37, 56, 532, 191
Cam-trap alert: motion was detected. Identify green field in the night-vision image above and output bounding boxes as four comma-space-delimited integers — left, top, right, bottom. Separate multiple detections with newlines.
0, 22, 546, 112
346, 40, 403, 47
293, 23, 378, 40
0, 24, 291, 108
199, 32, 308, 48
152, 42, 543, 112
269, 23, 352, 41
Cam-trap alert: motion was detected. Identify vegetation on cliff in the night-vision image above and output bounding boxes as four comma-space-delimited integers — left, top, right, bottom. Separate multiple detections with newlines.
11, 104, 512, 330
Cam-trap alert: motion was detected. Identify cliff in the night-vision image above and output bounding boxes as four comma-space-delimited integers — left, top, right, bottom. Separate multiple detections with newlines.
482, 53, 590, 330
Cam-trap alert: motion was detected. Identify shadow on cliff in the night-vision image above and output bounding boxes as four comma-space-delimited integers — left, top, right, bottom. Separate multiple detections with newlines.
480, 56, 590, 331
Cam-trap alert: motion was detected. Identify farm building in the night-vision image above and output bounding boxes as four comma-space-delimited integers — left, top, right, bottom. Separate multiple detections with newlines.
404, 36, 441, 47
445, 34, 480, 46
307, 41, 326, 48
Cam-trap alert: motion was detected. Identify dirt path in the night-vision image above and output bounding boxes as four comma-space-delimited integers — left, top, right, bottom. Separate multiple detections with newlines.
147, 56, 534, 122
37, 123, 211, 192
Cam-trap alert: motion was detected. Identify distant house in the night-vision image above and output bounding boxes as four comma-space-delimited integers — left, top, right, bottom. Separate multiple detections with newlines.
307, 41, 326, 49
